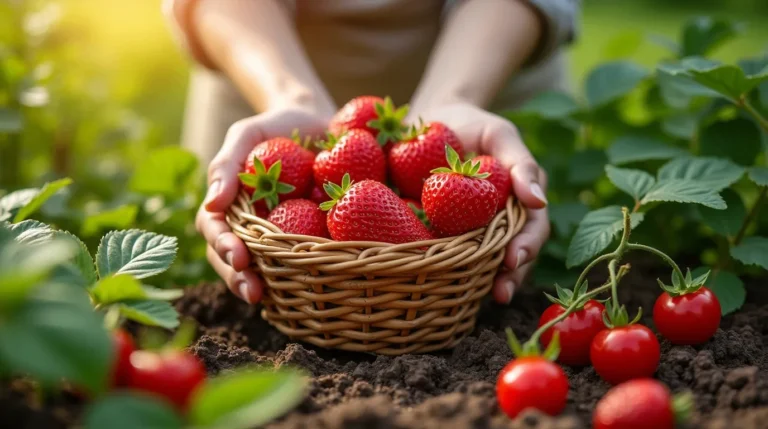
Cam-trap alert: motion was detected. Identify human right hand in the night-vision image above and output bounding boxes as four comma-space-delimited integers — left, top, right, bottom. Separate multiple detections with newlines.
196, 107, 330, 304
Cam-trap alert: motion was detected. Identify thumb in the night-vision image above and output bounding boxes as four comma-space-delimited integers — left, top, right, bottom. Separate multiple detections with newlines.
510, 161, 548, 210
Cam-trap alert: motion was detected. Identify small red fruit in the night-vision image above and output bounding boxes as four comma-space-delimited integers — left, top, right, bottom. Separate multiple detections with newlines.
313, 129, 386, 187
240, 136, 315, 209
594, 379, 692, 429
539, 300, 605, 366
653, 287, 720, 346
111, 329, 135, 388
590, 324, 660, 385
388, 121, 464, 199
128, 350, 206, 411
474, 155, 512, 212
321, 174, 432, 244
267, 199, 329, 238
496, 356, 569, 419
422, 146, 498, 237
328, 96, 408, 150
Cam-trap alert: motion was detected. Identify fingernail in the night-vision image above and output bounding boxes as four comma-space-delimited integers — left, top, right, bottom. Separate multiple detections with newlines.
515, 249, 528, 271
505, 281, 516, 304
530, 183, 548, 206
238, 282, 253, 304
203, 180, 221, 208
225, 251, 234, 267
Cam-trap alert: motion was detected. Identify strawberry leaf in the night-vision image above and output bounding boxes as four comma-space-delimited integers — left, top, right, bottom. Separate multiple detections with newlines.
95, 230, 178, 280
567, 206, 645, 267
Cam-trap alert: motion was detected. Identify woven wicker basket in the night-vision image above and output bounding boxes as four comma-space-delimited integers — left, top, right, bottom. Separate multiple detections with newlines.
226, 191, 526, 355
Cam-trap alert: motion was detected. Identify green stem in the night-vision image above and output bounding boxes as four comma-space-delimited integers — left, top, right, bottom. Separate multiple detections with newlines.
740, 98, 768, 133
573, 252, 616, 295
627, 243, 686, 281
734, 187, 767, 245
608, 260, 620, 307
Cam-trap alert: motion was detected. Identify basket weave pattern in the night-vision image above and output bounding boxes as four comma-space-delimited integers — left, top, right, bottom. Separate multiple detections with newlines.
227, 191, 526, 355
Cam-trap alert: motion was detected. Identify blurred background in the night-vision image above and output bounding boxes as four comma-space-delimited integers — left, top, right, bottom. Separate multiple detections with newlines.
1, 0, 767, 287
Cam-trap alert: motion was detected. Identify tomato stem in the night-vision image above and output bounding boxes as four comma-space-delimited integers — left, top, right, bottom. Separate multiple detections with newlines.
626, 243, 685, 283
608, 260, 620, 307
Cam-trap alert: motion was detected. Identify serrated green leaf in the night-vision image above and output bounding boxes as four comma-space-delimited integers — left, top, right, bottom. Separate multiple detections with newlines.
658, 157, 744, 191
141, 285, 184, 301
730, 237, 768, 270
585, 61, 650, 108
0, 188, 39, 222
0, 107, 23, 133
659, 57, 768, 101
698, 189, 746, 237
748, 167, 768, 186
661, 114, 698, 140
13, 178, 72, 223
680, 17, 743, 57
53, 230, 97, 286
606, 136, 686, 165
692, 267, 745, 315
91, 274, 147, 305
517, 91, 580, 119
129, 147, 199, 197
566, 206, 645, 267
96, 230, 178, 279
189, 367, 306, 429
8, 220, 53, 245
700, 118, 762, 166
656, 68, 720, 109
81, 205, 139, 237
605, 165, 655, 200
84, 393, 183, 429
118, 300, 179, 329
641, 179, 726, 209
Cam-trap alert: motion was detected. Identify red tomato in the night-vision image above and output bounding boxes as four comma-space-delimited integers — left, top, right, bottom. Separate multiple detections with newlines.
496, 357, 569, 418
111, 329, 136, 388
128, 350, 206, 411
653, 287, 721, 345
539, 300, 605, 366
590, 324, 660, 385
593, 379, 675, 429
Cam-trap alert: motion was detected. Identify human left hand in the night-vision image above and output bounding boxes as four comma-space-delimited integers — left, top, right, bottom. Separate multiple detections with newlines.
408, 103, 550, 304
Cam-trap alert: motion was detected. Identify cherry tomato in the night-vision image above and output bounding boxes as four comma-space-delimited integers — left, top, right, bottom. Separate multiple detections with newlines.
590, 324, 660, 385
539, 300, 605, 366
496, 357, 569, 418
128, 350, 206, 411
593, 379, 675, 429
111, 329, 136, 388
653, 287, 721, 345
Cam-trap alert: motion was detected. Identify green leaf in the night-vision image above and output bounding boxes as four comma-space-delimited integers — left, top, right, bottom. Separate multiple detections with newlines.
82, 205, 139, 237
661, 114, 698, 140
606, 136, 686, 165
656, 68, 720, 108
84, 393, 183, 429
96, 230, 178, 279
748, 167, 768, 186
681, 17, 743, 57
54, 231, 98, 286
640, 179, 726, 209
0, 283, 112, 394
517, 91, 580, 119
0, 107, 23, 133
118, 300, 179, 329
567, 149, 608, 185
730, 237, 768, 270
189, 367, 306, 429
129, 147, 199, 197
700, 118, 762, 166
605, 165, 655, 200
699, 189, 746, 237
692, 268, 745, 315
659, 57, 768, 101
566, 206, 645, 267
0, 188, 39, 221
91, 274, 147, 305
658, 157, 744, 191
585, 61, 649, 108
548, 202, 589, 238
13, 178, 72, 223
141, 285, 185, 301
7, 220, 53, 245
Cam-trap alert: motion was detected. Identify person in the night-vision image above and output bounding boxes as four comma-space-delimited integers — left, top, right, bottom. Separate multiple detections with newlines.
164, 0, 579, 306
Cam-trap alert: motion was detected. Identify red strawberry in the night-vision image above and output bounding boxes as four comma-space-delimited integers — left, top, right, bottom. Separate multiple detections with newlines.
240, 136, 315, 209
474, 155, 512, 212
320, 174, 432, 244
309, 184, 327, 205
313, 129, 386, 186
422, 146, 498, 237
267, 199, 330, 238
328, 96, 408, 150
388, 121, 464, 199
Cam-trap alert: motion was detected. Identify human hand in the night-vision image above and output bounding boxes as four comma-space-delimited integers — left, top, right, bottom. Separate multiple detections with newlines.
197, 107, 329, 304
407, 103, 550, 304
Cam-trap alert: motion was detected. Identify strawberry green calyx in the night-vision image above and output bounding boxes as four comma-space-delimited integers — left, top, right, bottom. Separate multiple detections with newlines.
602, 301, 643, 329
543, 282, 603, 310
238, 158, 295, 210
401, 118, 429, 141
319, 173, 353, 211
431, 145, 491, 179
316, 132, 341, 151
367, 96, 409, 147
506, 328, 561, 361
290, 128, 313, 150
656, 268, 709, 297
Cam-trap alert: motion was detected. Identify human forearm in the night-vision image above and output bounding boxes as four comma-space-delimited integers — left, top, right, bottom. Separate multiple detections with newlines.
410, 0, 543, 112
183, 0, 336, 115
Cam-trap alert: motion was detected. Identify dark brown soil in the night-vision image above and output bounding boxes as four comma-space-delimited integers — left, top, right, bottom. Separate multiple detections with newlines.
4, 260, 768, 428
